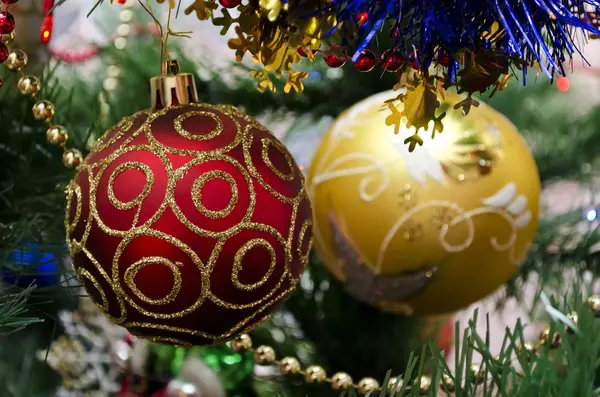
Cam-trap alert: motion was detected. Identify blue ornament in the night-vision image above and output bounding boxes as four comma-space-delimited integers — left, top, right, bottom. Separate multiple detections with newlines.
2, 243, 61, 288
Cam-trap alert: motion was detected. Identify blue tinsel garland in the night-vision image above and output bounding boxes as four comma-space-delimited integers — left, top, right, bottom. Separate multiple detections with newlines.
320, 0, 600, 80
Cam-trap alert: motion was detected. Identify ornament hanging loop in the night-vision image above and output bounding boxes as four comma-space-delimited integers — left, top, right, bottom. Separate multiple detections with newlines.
151, 59, 199, 109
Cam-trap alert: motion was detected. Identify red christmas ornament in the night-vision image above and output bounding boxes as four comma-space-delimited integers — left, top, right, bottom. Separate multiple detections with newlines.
0, 0, 19, 4
381, 49, 404, 72
40, 0, 55, 44
436, 51, 450, 67
66, 71, 313, 347
354, 49, 377, 72
0, 41, 9, 63
0, 11, 15, 35
323, 46, 346, 68
357, 11, 368, 27
409, 51, 419, 69
219, 0, 241, 8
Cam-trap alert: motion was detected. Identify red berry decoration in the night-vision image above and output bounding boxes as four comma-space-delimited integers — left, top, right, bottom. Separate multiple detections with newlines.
0, 41, 8, 63
0, 11, 15, 35
0, 0, 19, 4
323, 46, 346, 68
219, 0, 241, 8
381, 49, 404, 72
297, 46, 319, 58
357, 11, 368, 27
409, 51, 419, 69
66, 99, 313, 347
354, 49, 377, 72
436, 51, 450, 67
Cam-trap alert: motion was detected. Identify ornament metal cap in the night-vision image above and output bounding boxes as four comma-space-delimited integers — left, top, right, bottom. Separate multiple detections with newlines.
150, 60, 198, 109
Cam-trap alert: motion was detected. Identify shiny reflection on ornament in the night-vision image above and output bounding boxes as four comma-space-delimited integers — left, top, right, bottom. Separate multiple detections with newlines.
124, 257, 183, 305
586, 209, 597, 221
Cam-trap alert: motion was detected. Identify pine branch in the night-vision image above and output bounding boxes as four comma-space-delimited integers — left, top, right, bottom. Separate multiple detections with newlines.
0, 285, 44, 334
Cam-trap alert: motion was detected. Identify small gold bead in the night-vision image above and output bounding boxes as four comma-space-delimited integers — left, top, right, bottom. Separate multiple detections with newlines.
18, 76, 41, 96
47, 125, 69, 145
32, 100, 55, 122
279, 357, 301, 375
417, 376, 432, 395
5, 49, 28, 71
470, 364, 485, 384
304, 365, 326, 383
331, 372, 353, 391
441, 373, 455, 392
567, 312, 578, 334
387, 376, 403, 393
2, 32, 14, 44
519, 342, 537, 361
357, 377, 379, 395
588, 296, 600, 317
253, 345, 276, 365
62, 149, 83, 169
230, 334, 252, 352
539, 328, 561, 348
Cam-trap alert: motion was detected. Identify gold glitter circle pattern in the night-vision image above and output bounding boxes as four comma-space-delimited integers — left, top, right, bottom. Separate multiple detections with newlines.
65, 103, 313, 346
191, 170, 238, 219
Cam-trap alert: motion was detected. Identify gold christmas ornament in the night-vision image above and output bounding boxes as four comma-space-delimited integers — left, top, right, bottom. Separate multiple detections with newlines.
539, 328, 561, 348
47, 125, 69, 145
279, 357, 301, 375
588, 296, 600, 316
305, 365, 326, 383
17, 75, 40, 96
5, 49, 28, 71
254, 345, 276, 365
62, 148, 83, 169
306, 90, 540, 316
1, 32, 14, 44
470, 364, 486, 384
32, 100, 55, 121
387, 376, 403, 393
441, 374, 455, 392
331, 372, 353, 391
230, 334, 252, 352
357, 377, 379, 395
417, 376, 432, 394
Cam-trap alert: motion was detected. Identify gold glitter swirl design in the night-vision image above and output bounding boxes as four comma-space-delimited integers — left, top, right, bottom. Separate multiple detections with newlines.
191, 170, 238, 219
174, 111, 223, 141
66, 103, 313, 345
232, 239, 277, 291
124, 257, 182, 305
242, 124, 303, 204
107, 162, 154, 211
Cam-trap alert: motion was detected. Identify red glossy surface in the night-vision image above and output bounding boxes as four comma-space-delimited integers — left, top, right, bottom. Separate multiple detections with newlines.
67, 104, 313, 346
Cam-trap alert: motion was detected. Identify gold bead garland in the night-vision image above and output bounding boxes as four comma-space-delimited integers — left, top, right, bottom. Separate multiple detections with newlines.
229, 296, 600, 396
2, 17, 82, 169
1, 2, 135, 169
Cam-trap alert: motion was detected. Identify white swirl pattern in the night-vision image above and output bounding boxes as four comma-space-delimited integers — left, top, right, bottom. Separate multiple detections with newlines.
308, 91, 534, 275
